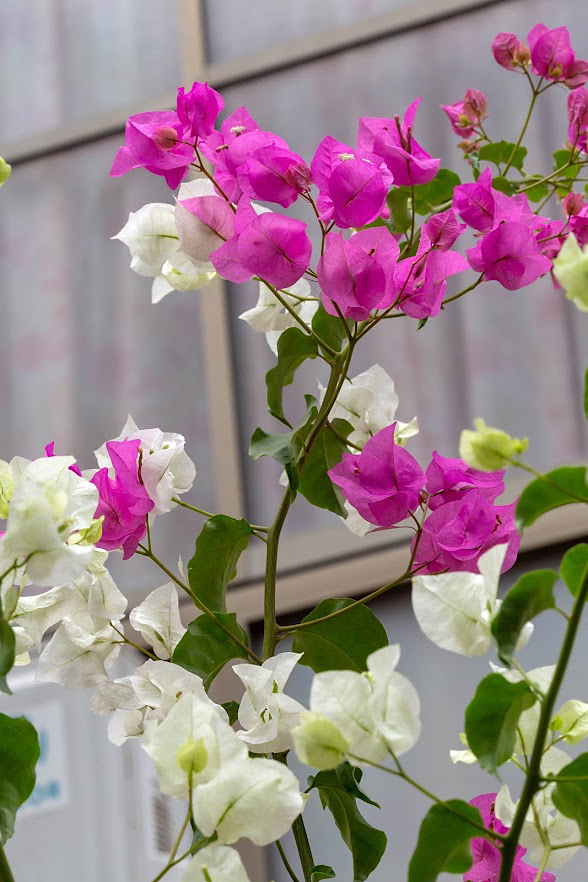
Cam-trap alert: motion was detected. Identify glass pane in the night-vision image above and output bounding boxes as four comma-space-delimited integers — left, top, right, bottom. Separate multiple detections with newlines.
0, 137, 215, 585
1, 0, 181, 141
203, 0, 408, 62
225, 0, 588, 532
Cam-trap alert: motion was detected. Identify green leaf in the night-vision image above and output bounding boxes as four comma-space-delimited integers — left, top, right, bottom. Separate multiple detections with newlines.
0, 619, 15, 695
491, 176, 514, 196
172, 613, 250, 690
412, 169, 461, 215
312, 866, 336, 882
249, 396, 318, 498
187, 515, 253, 613
309, 768, 387, 882
516, 466, 588, 528
312, 304, 347, 354
584, 367, 588, 421
479, 141, 527, 172
0, 713, 40, 842
553, 149, 581, 180
221, 700, 240, 726
334, 763, 380, 808
293, 598, 388, 673
266, 327, 318, 427
491, 569, 558, 664
465, 673, 536, 773
560, 544, 588, 599
552, 753, 588, 845
298, 419, 352, 516
522, 175, 549, 203
387, 187, 412, 233
408, 800, 485, 882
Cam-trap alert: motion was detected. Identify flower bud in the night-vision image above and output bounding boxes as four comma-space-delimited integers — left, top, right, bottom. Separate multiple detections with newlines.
0, 158, 11, 186
459, 418, 528, 472
0, 460, 15, 518
492, 32, 523, 69
70, 516, 104, 546
292, 712, 349, 770
563, 192, 584, 217
551, 699, 588, 744
512, 44, 531, 66
176, 737, 209, 776
553, 233, 588, 312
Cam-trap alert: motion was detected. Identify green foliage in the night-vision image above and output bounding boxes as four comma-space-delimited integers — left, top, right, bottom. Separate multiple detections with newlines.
386, 188, 412, 233
309, 766, 387, 882
0, 618, 15, 695
552, 753, 588, 845
187, 516, 253, 613
266, 327, 318, 427
478, 141, 527, 172
312, 304, 347, 355
0, 713, 40, 842
221, 700, 240, 726
491, 569, 558, 664
172, 613, 250, 690
491, 176, 514, 196
312, 867, 336, 881
516, 466, 588, 528
249, 396, 318, 497
465, 674, 536, 773
298, 419, 352, 516
521, 175, 549, 203
408, 800, 485, 882
560, 544, 588, 599
293, 599, 388, 673
411, 169, 461, 215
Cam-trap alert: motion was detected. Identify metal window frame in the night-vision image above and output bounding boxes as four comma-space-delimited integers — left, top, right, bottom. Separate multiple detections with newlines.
4, 0, 583, 626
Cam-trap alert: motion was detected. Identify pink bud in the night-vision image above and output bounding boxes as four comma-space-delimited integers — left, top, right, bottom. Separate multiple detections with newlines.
563, 192, 584, 216
491, 32, 523, 69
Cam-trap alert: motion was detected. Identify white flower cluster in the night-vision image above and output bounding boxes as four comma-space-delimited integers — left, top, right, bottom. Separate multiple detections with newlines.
239, 279, 319, 354
113, 179, 218, 303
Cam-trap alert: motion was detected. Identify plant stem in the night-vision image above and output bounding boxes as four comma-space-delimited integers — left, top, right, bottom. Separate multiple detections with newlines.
503, 79, 539, 176
511, 461, 588, 505
498, 565, 588, 882
292, 816, 315, 882
137, 545, 261, 664
533, 846, 551, 882
172, 498, 270, 532
0, 845, 15, 882
275, 840, 302, 882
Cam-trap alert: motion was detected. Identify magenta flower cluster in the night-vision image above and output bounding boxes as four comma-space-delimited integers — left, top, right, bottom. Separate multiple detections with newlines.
328, 425, 519, 576
465, 794, 555, 882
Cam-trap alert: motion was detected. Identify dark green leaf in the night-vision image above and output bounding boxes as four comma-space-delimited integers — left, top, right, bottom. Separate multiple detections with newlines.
560, 544, 588, 599
249, 397, 318, 498
266, 327, 318, 427
584, 367, 588, 421
298, 419, 352, 516
293, 599, 388, 673
516, 466, 588, 528
491, 176, 514, 196
0, 713, 40, 842
408, 800, 486, 882
221, 700, 240, 726
491, 569, 558, 663
0, 619, 15, 695
465, 674, 536, 773
417, 317, 429, 330
387, 188, 412, 233
552, 753, 588, 845
309, 768, 387, 882
335, 763, 380, 808
172, 613, 250, 690
479, 141, 527, 172
312, 866, 336, 881
412, 169, 461, 215
187, 515, 253, 613
312, 303, 347, 354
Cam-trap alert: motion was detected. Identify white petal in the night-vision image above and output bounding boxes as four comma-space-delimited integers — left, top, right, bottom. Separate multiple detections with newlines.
130, 583, 185, 659
193, 758, 303, 845
181, 845, 252, 882
412, 570, 493, 656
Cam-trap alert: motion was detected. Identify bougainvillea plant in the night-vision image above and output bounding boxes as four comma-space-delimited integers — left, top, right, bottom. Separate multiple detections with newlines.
1, 20, 588, 882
